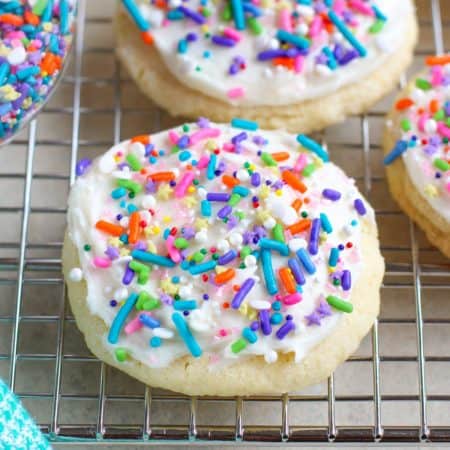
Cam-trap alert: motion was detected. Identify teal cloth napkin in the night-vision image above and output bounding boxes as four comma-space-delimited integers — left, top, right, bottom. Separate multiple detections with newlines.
0, 379, 51, 450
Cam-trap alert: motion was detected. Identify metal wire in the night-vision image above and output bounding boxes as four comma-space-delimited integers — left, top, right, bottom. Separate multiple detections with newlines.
1, 0, 450, 445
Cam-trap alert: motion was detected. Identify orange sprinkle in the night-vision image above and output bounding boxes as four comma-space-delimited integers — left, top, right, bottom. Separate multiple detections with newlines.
291, 198, 303, 211
131, 135, 150, 145
282, 170, 307, 193
128, 212, 140, 244
215, 268, 236, 285
40, 54, 61, 75
279, 267, 296, 294
222, 174, 239, 188
272, 57, 295, 70
425, 55, 450, 66
141, 31, 154, 45
95, 220, 124, 237
287, 219, 311, 235
24, 10, 39, 25
429, 99, 440, 114
148, 171, 175, 182
271, 152, 290, 162
395, 98, 414, 111
0, 14, 24, 26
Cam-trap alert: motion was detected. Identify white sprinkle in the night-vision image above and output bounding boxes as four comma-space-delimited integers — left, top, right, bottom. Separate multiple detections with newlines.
263, 217, 276, 230
99, 154, 116, 173
288, 238, 307, 253
264, 350, 278, 364
129, 141, 146, 159
153, 327, 174, 339
7, 46, 26, 65
249, 299, 271, 310
217, 239, 230, 253
114, 287, 129, 301
424, 119, 437, 134
68, 267, 83, 282
244, 255, 257, 267
119, 216, 129, 228
236, 169, 250, 182
229, 232, 243, 247
141, 195, 156, 209
195, 229, 208, 244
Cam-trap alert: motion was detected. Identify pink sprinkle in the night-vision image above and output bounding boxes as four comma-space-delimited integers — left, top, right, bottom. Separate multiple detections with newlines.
283, 293, 302, 305
197, 154, 210, 169
294, 55, 304, 74
431, 66, 443, 86
437, 122, 450, 139
332, 0, 346, 14
223, 27, 242, 42
446, 182, 450, 194
294, 153, 308, 172
309, 16, 323, 38
93, 257, 111, 268
218, 328, 228, 337
348, 0, 374, 16
223, 142, 235, 152
9, 34, 25, 42
124, 316, 143, 334
166, 235, 181, 263
190, 128, 221, 145
279, 8, 292, 32
227, 87, 245, 99
168, 130, 180, 145
174, 170, 195, 198
418, 113, 430, 132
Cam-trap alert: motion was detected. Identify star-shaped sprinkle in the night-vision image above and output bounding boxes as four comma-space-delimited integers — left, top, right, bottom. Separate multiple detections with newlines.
305, 311, 321, 326
183, 195, 198, 208
156, 183, 173, 200
316, 300, 332, 317
194, 218, 209, 231
160, 278, 179, 295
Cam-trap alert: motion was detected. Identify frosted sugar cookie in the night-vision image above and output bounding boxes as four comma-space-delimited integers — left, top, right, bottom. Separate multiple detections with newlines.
116, 0, 417, 132
64, 119, 384, 395
384, 56, 450, 258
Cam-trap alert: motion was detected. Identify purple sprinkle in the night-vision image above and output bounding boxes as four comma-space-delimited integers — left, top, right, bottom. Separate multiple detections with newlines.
218, 249, 237, 265
231, 277, 255, 309
227, 215, 239, 229
122, 264, 134, 285
305, 312, 321, 326
145, 180, 156, 193
178, 5, 206, 24
341, 270, 352, 291
186, 32, 198, 42
75, 158, 92, 177
231, 131, 247, 145
218, 205, 232, 219
322, 189, 342, 201
308, 218, 321, 255
250, 321, 259, 331
197, 117, 210, 128
229, 63, 240, 75
259, 310, 272, 335
182, 227, 196, 239
207, 192, 230, 202
251, 172, 261, 187
354, 199, 367, 216
288, 258, 305, 285
423, 145, 437, 156
211, 35, 236, 47
276, 320, 295, 339
177, 135, 190, 149
316, 300, 332, 317
105, 246, 120, 260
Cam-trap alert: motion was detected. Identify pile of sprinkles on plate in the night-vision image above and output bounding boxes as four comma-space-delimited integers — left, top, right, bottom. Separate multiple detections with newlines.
70, 118, 374, 367
0, 0, 76, 143
384, 55, 450, 212
121, 0, 388, 100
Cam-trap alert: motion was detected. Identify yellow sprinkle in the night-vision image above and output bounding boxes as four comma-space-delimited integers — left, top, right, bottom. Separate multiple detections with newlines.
424, 184, 438, 198
256, 208, 270, 222
146, 240, 157, 253
187, 186, 196, 194
160, 278, 179, 295
275, 189, 283, 197
162, 216, 172, 223
42, 22, 53, 32
328, 267, 336, 274
0, 85, 20, 102
201, 24, 209, 33
215, 266, 227, 274
206, 140, 216, 150
259, 185, 270, 199
194, 218, 208, 230
156, 183, 173, 200
119, 248, 130, 257
152, 225, 161, 235
183, 195, 197, 208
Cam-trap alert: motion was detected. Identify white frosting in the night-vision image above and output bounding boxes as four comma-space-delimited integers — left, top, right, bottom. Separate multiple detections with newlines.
390, 63, 450, 223
67, 122, 375, 368
128, 0, 413, 106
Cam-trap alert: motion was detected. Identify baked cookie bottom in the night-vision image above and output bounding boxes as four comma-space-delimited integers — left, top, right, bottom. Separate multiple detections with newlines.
62, 222, 384, 396
115, 9, 417, 134
383, 120, 450, 258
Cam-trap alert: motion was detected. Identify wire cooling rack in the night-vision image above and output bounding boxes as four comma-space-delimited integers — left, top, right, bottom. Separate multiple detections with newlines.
1, 0, 450, 446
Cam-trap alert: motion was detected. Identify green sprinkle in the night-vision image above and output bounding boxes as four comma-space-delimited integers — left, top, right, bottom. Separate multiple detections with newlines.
326, 295, 353, 313
272, 223, 285, 243
434, 109, 445, 121
239, 263, 246, 269
202, 7, 212, 17
83, 244, 91, 251
200, 248, 208, 255
302, 163, 316, 177
222, 3, 232, 20
142, 298, 161, 310
228, 193, 241, 206
446, 117, 450, 127
400, 119, 411, 132
192, 251, 205, 263
231, 338, 247, 354
240, 246, 252, 259
212, 253, 219, 260
129, 260, 149, 273
434, 158, 450, 172
32, 0, 48, 16
301, 211, 308, 218
333, 278, 340, 286
248, 17, 263, 35
136, 291, 151, 310
117, 179, 142, 195
369, 19, 384, 34
126, 154, 142, 171
171, 145, 180, 153
415, 78, 432, 91
115, 348, 127, 362
235, 211, 245, 220
261, 152, 277, 166
174, 238, 189, 249
193, 179, 200, 185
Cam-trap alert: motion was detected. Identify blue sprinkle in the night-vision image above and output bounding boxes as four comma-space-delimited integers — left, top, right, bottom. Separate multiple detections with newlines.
140, 314, 161, 329
383, 140, 408, 165
173, 300, 197, 310
297, 134, 329, 162
172, 312, 202, 357
296, 248, 316, 275
231, 117, 259, 131
108, 293, 139, 344
150, 336, 162, 347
